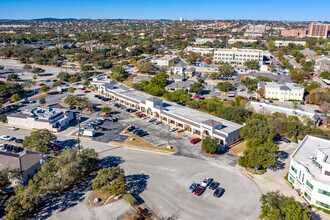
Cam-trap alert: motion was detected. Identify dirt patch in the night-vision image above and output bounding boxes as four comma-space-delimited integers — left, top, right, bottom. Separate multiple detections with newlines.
87, 190, 113, 208
229, 140, 246, 156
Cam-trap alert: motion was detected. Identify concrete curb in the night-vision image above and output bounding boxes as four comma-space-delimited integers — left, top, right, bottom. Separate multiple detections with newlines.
109, 142, 175, 155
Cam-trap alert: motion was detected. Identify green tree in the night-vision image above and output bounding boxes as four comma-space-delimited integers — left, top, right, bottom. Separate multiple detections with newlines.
81, 65, 93, 71
189, 82, 204, 94
23, 64, 32, 70
240, 119, 275, 143
267, 40, 275, 48
22, 80, 36, 89
218, 63, 234, 76
201, 136, 219, 154
52, 80, 63, 88
83, 80, 90, 87
0, 114, 7, 123
10, 93, 21, 103
244, 60, 259, 70
68, 87, 74, 94
305, 81, 321, 93
31, 68, 45, 76
101, 107, 112, 113
7, 74, 18, 81
150, 72, 169, 87
110, 65, 127, 82
320, 71, 330, 79
40, 85, 50, 93
216, 82, 232, 92
39, 97, 46, 105
92, 167, 126, 195
33, 75, 37, 80
23, 129, 56, 153
79, 71, 91, 80
0, 168, 10, 189
57, 72, 70, 81
260, 191, 312, 220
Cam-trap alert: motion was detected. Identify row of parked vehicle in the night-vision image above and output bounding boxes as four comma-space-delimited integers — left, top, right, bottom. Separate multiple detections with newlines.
0, 143, 24, 153
127, 125, 148, 137
189, 178, 224, 198
137, 113, 162, 125
0, 135, 23, 143
0, 104, 21, 114
94, 94, 111, 101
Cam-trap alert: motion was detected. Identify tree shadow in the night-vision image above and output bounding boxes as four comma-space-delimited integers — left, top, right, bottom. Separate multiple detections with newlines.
99, 156, 125, 168
166, 210, 182, 220
34, 176, 94, 220
126, 173, 149, 197
269, 151, 289, 171
309, 208, 322, 220
61, 139, 78, 148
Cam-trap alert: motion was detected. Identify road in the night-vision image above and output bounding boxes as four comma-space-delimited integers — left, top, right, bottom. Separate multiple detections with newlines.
0, 123, 261, 220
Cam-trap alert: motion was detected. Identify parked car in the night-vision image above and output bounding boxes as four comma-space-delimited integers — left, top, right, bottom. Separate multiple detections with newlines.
104, 113, 111, 117
169, 127, 178, 132
127, 126, 136, 132
281, 137, 291, 143
194, 186, 205, 196
201, 178, 213, 187
188, 183, 199, 193
137, 131, 148, 137
209, 182, 219, 190
138, 113, 146, 118
147, 118, 156, 122
190, 138, 201, 144
0, 135, 14, 141
80, 87, 86, 90
7, 127, 18, 131
213, 188, 224, 197
154, 121, 162, 125
38, 83, 45, 86
15, 139, 23, 143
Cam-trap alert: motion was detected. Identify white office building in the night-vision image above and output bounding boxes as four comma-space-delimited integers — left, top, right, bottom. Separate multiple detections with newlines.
186, 46, 214, 55
151, 55, 179, 66
274, 40, 306, 47
228, 38, 257, 44
214, 48, 269, 66
288, 136, 330, 210
91, 77, 243, 146
259, 81, 305, 101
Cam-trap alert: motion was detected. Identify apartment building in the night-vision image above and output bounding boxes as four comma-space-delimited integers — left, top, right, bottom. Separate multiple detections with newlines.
281, 29, 307, 38
259, 81, 305, 101
288, 136, 330, 210
274, 40, 306, 47
214, 48, 268, 66
91, 77, 242, 146
308, 23, 330, 39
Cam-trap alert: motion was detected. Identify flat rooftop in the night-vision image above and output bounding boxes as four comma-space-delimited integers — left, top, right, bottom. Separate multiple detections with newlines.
292, 136, 330, 184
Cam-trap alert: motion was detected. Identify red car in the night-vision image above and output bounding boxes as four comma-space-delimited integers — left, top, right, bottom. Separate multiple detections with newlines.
194, 95, 201, 99
194, 186, 205, 196
104, 113, 111, 117
80, 87, 86, 90
1, 76, 5, 79
190, 138, 201, 144
38, 83, 45, 86
138, 113, 146, 118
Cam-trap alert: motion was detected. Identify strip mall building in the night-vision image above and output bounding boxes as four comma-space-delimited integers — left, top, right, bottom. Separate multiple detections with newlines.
91, 77, 243, 146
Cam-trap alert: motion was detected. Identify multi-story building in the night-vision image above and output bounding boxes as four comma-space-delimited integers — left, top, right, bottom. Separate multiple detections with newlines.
91, 77, 243, 146
228, 38, 257, 44
214, 48, 269, 66
185, 46, 214, 55
258, 81, 305, 101
7, 106, 76, 132
288, 136, 330, 210
280, 29, 307, 38
151, 55, 179, 66
308, 23, 330, 39
274, 40, 306, 47
193, 38, 218, 46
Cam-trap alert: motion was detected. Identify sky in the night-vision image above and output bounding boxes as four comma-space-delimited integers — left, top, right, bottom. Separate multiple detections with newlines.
0, 0, 329, 21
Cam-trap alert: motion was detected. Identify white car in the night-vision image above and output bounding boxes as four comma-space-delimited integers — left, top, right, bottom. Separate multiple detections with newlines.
0, 143, 5, 150
201, 178, 213, 187
7, 127, 18, 131
169, 127, 178, 132
1, 135, 13, 141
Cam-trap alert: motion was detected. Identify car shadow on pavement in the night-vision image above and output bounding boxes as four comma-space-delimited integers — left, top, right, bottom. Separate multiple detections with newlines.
100, 156, 125, 168
126, 173, 149, 204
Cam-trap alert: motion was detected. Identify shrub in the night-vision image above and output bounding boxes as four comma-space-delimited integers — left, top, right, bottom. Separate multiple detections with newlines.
123, 194, 137, 206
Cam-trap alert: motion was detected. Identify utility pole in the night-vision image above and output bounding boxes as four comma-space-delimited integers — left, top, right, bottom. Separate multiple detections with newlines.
77, 113, 81, 154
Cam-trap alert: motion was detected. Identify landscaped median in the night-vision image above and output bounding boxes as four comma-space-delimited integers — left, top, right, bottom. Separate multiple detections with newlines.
109, 126, 176, 154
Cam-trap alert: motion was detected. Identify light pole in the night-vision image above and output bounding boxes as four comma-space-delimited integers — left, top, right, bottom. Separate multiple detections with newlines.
77, 113, 81, 154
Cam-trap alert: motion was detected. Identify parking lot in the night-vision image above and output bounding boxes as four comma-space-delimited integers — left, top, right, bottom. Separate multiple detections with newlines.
80, 96, 239, 167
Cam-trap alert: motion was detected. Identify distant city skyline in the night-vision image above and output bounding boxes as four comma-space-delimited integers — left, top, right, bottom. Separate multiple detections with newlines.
0, 0, 329, 21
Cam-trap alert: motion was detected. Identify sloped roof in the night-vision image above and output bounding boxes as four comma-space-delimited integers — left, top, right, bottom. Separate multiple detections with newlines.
202, 119, 221, 127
